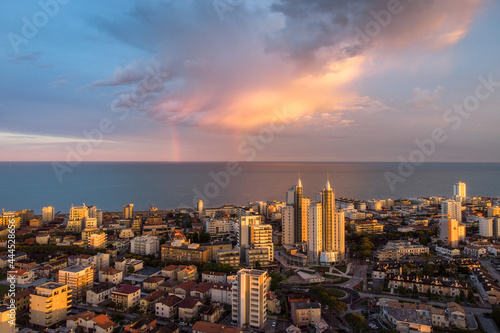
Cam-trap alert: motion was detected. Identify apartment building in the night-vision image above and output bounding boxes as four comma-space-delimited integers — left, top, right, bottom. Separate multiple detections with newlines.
231, 269, 270, 329
58, 265, 94, 300
131, 236, 160, 255
30, 282, 72, 328
111, 284, 141, 310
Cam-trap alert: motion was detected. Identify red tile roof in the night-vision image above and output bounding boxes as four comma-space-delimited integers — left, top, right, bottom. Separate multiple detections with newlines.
113, 284, 141, 295
178, 280, 197, 291
177, 296, 200, 310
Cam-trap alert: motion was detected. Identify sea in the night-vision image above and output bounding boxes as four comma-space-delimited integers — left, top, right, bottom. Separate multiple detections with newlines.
0, 162, 499, 214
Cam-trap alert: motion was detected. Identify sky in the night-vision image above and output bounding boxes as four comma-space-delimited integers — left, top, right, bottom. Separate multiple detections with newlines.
1, 0, 500, 162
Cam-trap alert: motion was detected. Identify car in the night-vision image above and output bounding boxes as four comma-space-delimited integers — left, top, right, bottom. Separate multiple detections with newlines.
179, 322, 187, 326
272, 322, 276, 327
325, 305, 329, 310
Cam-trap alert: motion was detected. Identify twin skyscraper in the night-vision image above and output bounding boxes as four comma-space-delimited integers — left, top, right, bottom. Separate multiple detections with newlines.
282, 175, 345, 265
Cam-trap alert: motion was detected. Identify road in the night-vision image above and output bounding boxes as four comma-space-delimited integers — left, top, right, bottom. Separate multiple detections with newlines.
481, 259, 500, 282
477, 315, 500, 333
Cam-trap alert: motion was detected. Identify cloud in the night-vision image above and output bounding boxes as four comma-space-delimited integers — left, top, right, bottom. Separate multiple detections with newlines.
7, 51, 42, 64
48, 80, 71, 88
411, 85, 445, 109
81, 0, 483, 132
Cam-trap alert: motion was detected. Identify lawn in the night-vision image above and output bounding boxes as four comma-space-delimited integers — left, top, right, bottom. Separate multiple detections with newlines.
329, 289, 346, 298
331, 277, 350, 285
336, 265, 348, 273
0, 284, 10, 298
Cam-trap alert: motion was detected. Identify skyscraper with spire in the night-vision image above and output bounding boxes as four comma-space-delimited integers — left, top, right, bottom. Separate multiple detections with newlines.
282, 175, 309, 245
307, 176, 345, 264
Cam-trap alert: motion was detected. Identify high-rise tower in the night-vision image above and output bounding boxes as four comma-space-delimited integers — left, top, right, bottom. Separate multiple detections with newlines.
453, 181, 466, 203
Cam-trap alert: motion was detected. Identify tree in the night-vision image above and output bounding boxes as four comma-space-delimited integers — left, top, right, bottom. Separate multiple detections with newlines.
255, 261, 261, 269
269, 272, 284, 291
127, 266, 135, 275
199, 231, 211, 243
459, 289, 466, 302
467, 290, 476, 304
192, 232, 199, 243
344, 313, 370, 333
492, 307, 500, 327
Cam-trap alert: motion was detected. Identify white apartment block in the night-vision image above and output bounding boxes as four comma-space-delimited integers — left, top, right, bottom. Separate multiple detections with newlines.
42, 206, 54, 222
231, 269, 270, 329
308, 202, 322, 262
130, 236, 160, 255
204, 219, 234, 235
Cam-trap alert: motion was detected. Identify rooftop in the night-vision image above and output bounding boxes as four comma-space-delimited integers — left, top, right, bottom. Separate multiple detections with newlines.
113, 284, 141, 295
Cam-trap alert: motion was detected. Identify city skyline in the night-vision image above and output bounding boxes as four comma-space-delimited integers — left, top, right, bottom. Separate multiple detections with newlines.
2, 1, 500, 162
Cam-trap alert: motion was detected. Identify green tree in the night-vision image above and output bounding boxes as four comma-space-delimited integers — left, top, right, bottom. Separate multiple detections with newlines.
492, 307, 500, 327
344, 313, 370, 333
127, 266, 135, 275
199, 231, 211, 243
192, 232, 199, 243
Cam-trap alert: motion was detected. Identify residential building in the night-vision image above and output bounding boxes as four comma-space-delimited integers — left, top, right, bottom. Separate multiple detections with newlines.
140, 290, 167, 313
178, 296, 202, 322
204, 219, 234, 236
88, 232, 107, 249
447, 302, 467, 329
388, 275, 467, 297
453, 181, 466, 204
143, 277, 166, 291
202, 271, 227, 284
283, 177, 309, 245
190, 282, 213, 299
0, 305, 14, 333
439, 218, 465, 248
42, 206, 55, 222
161, 241, 209, 263
9, 268, 35, 285
231, 269, 270, 329
99, 267, 123, 284
115, 258, 144, 274
58, 265, 94, 300
216, 249, 240, 268
111, 284, 141, 310
441, 200, 462, 222
354, 220, 384, 234
463, 245, 487, 258
123, 314, 156, 333
320, 179, 345, 263
66, 312, 116, 333
123, 204, 134, 220
177, 265, 198, 282
307, 202, 322, 263
266, 291, 282, 314
435, 246, 461, 258
155, 295, 182, 319
174, 280, 197, 298
210, 283, 232, 305
290, 302, 321, 326
86, 283, 117, 306
131, 236, 160, 255
30, 282, 72, 328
